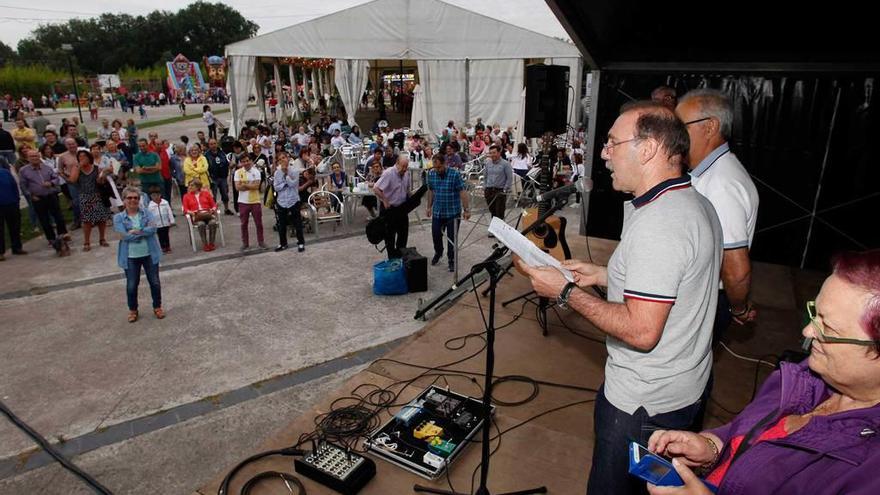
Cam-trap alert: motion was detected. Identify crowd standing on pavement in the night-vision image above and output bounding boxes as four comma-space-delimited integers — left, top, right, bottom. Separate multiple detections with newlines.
2, 89, 599, 322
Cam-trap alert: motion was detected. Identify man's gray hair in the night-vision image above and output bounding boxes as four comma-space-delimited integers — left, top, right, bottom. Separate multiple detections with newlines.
679, 89, 734, 140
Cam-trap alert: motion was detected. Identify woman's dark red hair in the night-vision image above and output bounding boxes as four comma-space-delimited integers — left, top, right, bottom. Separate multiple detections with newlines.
832, 250, 880, 347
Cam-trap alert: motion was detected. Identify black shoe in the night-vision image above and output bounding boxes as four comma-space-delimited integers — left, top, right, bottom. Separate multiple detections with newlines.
224, 209, 234, 216
297, 244, 305, 252
431, 254, 442, 265
275, 245, 288, 252
448, 263, 455, 272
12, 250, 28, 255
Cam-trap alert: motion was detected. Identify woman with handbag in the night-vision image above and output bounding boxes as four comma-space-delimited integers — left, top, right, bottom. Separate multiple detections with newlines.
68, 150, 114, 251
182, 178, 219, 252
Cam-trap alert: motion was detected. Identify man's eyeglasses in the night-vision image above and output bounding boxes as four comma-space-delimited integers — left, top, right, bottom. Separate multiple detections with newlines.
602, 137, 640, 152
125, 196, 140, 201
806, 300, 880, 346
683, 117, 712, 126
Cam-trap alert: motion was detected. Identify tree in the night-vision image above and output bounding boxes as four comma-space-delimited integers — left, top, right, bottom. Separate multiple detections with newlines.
0, 41, 17, 67
14, 2, 258, 74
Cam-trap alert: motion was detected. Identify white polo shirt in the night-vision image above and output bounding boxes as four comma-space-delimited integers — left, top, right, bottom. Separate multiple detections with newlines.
690, 143, 759, 250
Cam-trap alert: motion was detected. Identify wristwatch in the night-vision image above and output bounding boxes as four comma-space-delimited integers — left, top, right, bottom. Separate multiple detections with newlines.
557, 281, 578, 309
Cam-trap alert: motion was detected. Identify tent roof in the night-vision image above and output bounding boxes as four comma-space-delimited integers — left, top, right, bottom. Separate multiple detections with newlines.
546, 0, 880, 72
226, 0, 580, 60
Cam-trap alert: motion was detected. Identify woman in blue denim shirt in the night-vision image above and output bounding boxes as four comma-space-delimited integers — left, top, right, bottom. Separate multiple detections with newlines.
113, 185, 164, 323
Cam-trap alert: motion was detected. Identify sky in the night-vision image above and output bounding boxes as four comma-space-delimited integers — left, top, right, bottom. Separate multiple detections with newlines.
0, 0, 570, 49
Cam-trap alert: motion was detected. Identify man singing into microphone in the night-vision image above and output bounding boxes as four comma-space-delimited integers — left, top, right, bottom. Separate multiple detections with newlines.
516, 102, 722, 495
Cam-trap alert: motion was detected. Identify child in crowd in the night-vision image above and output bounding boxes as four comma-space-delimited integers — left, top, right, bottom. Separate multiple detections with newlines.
147, 185, 175, 253
138, 104, 147, 120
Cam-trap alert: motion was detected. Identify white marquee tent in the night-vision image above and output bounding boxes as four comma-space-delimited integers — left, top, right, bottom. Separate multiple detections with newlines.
225, 0, 582, 139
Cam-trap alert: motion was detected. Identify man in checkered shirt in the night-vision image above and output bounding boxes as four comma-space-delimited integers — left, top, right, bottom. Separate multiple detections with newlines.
425, 154, 470, 272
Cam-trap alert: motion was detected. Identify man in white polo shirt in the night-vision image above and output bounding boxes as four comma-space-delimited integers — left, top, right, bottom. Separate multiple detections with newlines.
517, 102, 722, 495
234, 154, 265, 250
677, 89, 759, 338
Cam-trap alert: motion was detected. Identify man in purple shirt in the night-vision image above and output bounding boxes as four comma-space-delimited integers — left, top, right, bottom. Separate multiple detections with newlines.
19, 149, 68, 243
373, 155, 411, 258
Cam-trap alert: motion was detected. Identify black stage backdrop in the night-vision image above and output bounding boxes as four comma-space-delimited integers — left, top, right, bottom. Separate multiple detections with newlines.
586, 73, 879, 270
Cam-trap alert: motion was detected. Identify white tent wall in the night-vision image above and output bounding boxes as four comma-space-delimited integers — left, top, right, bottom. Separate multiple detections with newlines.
416, 60, 466, 138
410, 84, 428, 135
228, 55, 256, 137
334, 59, 371, 127
273, 63, 286, 120
225, 0, 582, 137
288, 64, 302, 121
468, 59, 524, 130
254, 61, 268, 123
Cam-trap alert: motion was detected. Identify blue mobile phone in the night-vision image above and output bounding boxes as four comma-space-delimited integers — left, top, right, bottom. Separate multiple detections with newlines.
628, 442, 718, 492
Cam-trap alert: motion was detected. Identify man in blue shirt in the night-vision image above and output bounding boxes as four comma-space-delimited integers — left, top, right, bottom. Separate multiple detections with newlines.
272, 150, 305, 252
425, 154, 470, 272
0, 165, 26, 260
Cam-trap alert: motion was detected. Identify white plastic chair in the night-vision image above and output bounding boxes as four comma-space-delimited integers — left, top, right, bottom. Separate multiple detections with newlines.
306, 189, 344, 236
184, 207, 226, 252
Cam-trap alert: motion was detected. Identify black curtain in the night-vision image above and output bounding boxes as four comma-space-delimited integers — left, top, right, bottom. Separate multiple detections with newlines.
586, 72, 879, 269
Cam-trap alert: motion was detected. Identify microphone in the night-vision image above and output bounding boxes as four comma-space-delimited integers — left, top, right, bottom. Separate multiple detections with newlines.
536, 177, 593, 202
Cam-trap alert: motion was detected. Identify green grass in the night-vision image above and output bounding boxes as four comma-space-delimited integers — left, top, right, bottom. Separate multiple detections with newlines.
86, 108, 230, 139
3, 195, 75, 252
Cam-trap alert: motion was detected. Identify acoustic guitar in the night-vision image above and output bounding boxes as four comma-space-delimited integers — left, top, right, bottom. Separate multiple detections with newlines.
520, 162, 572, 264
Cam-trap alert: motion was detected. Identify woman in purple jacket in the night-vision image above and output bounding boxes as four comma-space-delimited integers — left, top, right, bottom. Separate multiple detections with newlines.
647, 250, 880, 495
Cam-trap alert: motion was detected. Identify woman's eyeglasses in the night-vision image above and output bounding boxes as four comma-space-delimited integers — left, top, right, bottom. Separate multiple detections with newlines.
806, 300, 880, 345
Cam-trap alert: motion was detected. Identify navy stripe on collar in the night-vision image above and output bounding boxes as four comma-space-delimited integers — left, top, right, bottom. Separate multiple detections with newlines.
691, 143, 730, 177
632, 175, 692, 208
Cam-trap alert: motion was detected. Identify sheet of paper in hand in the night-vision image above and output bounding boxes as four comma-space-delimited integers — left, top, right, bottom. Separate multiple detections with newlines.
487, 217, 574, 283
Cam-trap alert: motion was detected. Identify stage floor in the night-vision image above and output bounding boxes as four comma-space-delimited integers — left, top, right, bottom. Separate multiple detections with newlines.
197, 236, 824, 494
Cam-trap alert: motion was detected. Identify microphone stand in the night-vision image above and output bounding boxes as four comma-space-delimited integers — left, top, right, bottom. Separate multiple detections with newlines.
413, 245, 546, 495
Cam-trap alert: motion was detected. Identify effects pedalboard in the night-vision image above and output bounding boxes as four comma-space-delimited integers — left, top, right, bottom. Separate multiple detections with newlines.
293, 442, 376, 494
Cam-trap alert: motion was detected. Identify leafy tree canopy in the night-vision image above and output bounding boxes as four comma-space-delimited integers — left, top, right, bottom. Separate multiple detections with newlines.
15, 2, 257, 74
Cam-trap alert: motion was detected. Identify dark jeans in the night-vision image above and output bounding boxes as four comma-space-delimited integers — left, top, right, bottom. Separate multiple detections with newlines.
211, 176, 229, 204
0, 204, 22, 253
587, 378, 712, 495
380, 203, 408, 259
713, 290, 732, 345
157, 226, 170, 250
65, 183, 82, 225
33, 194, 68, 241
484, 187, 506, 220
162, 179, 173, 202
125, 255, 161, 311
276, 202, 305, 247
208, 124, 217, 140
431, 216, 459, 264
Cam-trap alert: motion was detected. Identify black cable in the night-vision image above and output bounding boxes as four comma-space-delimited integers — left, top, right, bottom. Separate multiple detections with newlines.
218, 447, 305, 495
549, 305, 606, 345
490, 375, 539, 407
0, 400, 114, 495
239, 471, 306, 495
709, 352, 779, 417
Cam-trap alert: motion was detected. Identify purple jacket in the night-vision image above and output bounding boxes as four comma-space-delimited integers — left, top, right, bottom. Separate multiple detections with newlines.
706, 360, 880, 494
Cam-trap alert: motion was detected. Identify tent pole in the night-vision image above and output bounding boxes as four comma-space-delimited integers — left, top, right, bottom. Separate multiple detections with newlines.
464, 58, 470, 124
